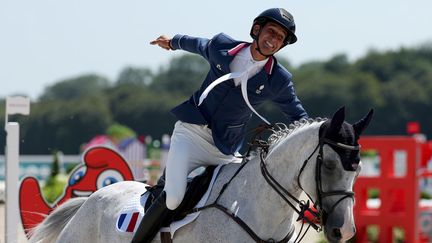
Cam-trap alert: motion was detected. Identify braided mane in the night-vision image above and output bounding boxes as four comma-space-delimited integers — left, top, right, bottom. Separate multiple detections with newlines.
267, 118, 327, 151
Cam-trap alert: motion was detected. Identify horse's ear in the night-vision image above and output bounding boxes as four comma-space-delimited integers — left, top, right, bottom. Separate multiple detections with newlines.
329, 106, 345, 132
353, 109, 374, 137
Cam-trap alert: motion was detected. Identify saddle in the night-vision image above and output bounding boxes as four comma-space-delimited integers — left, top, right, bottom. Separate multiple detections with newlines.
144, 165, 217, 225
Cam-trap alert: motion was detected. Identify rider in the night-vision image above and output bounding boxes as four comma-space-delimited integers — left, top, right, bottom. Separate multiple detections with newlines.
132, 8, 308, 243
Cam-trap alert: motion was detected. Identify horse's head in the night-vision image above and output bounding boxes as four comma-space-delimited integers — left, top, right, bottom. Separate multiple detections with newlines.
313, 107, 373, 242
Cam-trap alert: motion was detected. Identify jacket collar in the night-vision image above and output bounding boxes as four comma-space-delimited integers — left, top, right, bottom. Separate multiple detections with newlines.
227, 43, 275, 75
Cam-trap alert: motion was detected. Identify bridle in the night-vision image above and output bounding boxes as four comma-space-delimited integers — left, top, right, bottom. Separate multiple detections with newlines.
191, 124, 360, 243
259, 130, 360, 242
299, 138, 359, 225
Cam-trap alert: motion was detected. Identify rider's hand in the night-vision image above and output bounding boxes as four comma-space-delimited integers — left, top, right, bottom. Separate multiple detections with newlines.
150, 35, 173, 50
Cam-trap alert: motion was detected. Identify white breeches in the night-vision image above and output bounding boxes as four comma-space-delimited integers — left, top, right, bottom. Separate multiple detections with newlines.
164, 121, 241, 210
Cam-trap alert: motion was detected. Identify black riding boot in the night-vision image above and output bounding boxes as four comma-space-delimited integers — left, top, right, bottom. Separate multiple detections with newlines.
156, 169, 166, 186
131, 191, 173, 243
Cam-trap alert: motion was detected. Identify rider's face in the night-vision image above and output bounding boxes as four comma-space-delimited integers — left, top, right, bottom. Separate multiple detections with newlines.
253, 22, 288, 58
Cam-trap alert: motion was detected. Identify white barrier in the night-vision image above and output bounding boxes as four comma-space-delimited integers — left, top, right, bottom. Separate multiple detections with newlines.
4, 96, 30, 243
5, 123, 19, 243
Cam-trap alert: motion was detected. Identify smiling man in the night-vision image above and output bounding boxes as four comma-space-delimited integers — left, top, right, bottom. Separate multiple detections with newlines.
132, 8, 308, 243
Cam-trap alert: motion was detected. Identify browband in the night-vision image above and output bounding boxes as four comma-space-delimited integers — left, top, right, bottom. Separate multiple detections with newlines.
321, 138, 360, 151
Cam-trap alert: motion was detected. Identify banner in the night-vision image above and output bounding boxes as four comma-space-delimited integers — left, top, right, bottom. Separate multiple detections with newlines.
6, 96, 30, 115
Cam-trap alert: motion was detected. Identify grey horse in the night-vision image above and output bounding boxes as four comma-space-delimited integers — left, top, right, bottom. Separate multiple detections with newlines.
29, 107, 373, 243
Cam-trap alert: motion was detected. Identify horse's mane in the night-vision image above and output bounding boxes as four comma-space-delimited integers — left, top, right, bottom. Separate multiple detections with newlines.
267, 118, 327, 152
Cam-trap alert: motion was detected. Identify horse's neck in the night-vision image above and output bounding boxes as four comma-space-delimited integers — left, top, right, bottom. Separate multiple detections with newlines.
265, 124, 320, 192
207, 124, 320, 240
262, 125, 320, 205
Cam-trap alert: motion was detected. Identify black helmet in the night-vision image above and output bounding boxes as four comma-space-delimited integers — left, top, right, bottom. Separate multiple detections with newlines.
250, 8, 297, 46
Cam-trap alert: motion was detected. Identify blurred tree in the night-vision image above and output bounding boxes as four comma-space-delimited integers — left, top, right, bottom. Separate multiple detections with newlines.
106, 84, 180, 140
378, 75, 429, 135
353, 43, 432, 136
324, 54, 350, 74
116, 66, 153, 86
355, 49, 395, 82
150, 54, 209, 95
274, 55, 293, 70
19, 96, 112, 154
39, 74, 110, 101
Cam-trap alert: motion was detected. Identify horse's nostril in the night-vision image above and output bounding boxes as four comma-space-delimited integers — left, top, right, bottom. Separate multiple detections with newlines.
332, 228, 342, 239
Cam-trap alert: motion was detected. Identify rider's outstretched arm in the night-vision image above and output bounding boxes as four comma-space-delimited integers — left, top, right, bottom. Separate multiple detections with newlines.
150, 34, 212, 61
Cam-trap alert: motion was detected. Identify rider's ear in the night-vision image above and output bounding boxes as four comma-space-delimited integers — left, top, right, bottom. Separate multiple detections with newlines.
329, 106, 345, 133
252, 24, 261, 36
353, 109, 374, 138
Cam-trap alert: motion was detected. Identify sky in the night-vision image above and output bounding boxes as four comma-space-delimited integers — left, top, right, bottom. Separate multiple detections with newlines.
1, 0, 431, 100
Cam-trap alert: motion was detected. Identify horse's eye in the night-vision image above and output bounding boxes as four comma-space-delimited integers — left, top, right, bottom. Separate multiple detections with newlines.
323, 160, 337, 170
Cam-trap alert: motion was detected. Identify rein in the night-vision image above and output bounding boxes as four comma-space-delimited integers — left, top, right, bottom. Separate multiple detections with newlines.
191, 158, 295, 243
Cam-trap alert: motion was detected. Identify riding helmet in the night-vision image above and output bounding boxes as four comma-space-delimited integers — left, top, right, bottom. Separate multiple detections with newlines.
250, 8, 297, 46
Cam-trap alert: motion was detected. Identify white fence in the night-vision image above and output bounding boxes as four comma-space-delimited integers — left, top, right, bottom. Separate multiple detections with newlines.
0, 155, 81, 182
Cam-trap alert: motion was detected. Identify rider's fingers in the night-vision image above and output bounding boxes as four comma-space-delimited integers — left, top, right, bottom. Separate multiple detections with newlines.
150, 41, 169, 50
150, 36, 171, 50
150, 36, 164, 45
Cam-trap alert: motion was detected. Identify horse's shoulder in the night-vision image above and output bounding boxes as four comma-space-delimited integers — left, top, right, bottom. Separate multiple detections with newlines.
216, 163, 242, 182
204, 162, 248, 203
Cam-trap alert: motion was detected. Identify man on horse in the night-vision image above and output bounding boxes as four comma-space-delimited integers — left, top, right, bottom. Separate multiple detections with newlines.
132, 8, 308, 243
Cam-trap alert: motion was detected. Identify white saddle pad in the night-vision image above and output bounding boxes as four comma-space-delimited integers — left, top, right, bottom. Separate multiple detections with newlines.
116, 165, 223, 238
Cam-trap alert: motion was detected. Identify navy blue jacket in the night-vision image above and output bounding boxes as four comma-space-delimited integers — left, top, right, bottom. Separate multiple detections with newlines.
170, 33, 308, 155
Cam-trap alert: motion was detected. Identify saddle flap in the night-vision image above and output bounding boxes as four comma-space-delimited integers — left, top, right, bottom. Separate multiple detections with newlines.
115, 165, 222, 236
172, 165, 217, 221
144, 165, 217, 223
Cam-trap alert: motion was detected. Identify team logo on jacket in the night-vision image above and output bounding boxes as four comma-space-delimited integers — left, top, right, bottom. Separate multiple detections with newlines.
216, 64, 222, 71
256, 85, 265, 94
